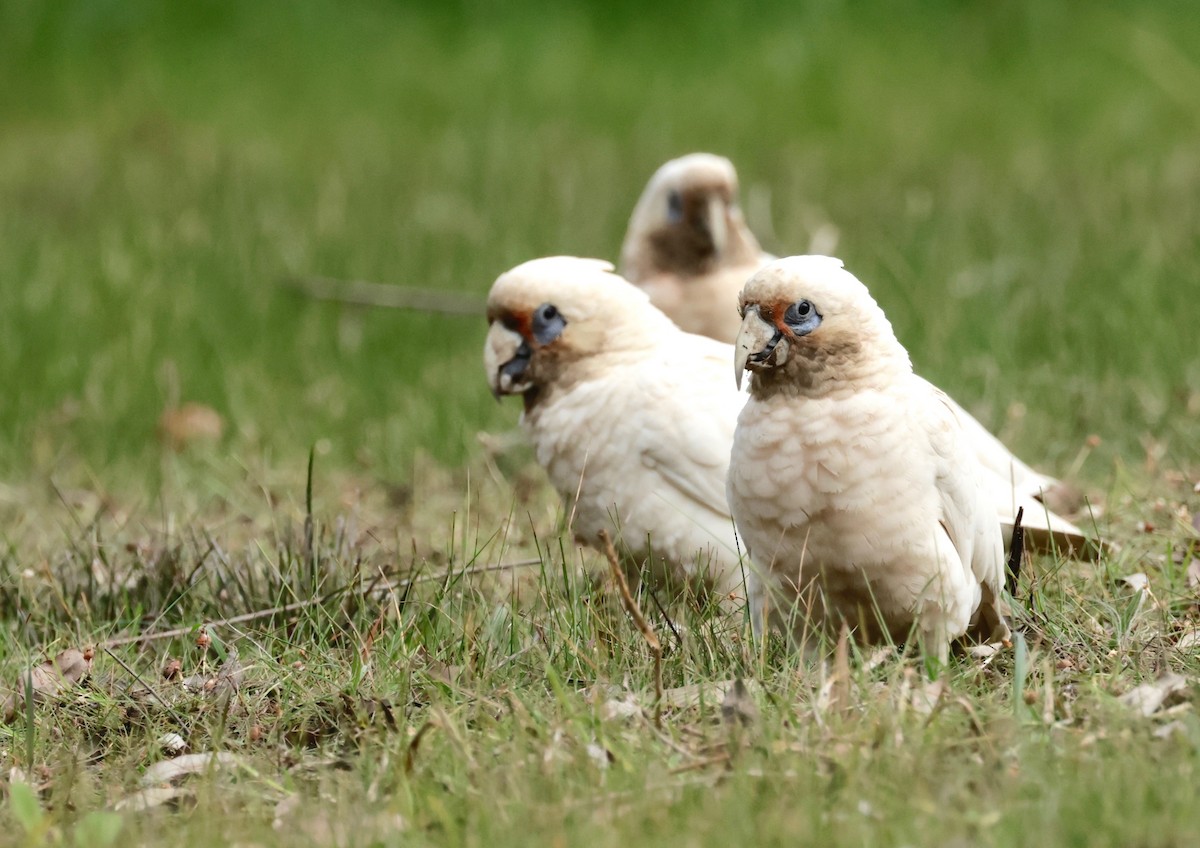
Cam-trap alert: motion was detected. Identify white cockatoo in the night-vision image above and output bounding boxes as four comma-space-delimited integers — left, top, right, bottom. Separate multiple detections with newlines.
619, 153, 769, 344
620, 153, 1093, 558
483, 256, 748, 599
728, 256, 1011, 661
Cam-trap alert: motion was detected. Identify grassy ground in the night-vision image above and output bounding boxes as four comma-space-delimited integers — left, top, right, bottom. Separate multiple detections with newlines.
2, 0, 1200, 844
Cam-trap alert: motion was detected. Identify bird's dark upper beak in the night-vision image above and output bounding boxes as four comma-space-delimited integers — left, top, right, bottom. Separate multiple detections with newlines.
493, 340, 533, 399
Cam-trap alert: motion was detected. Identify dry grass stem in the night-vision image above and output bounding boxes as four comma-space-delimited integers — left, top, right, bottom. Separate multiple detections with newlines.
598, 530, 663, 728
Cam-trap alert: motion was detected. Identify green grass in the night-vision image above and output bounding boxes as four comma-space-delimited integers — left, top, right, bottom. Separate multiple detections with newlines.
1, 0, 1200, 845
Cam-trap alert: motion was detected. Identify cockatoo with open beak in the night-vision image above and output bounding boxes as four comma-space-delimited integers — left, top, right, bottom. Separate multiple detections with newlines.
621, 153, 1094, 559
619, 153, 768, 344
728, 256, 1011, 662
483, 256, 748, 599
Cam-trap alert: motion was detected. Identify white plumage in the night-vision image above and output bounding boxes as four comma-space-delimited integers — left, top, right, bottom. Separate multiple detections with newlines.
728, 256, 1011, 661
620, 153, 1092, 557
483, 257, 748, 598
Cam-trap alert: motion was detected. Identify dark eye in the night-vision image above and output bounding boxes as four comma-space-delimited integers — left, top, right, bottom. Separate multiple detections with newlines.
785, 300, 812, 322
531, 301, 568, 345
666, 190, 683, 223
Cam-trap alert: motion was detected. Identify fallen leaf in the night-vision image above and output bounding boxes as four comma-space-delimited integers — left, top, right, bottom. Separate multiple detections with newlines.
1178, 631, 1200, 651
158, 733, 187, 755
965, 643, 1003, 668
862, 646, 897, 673
1154, 720, 1188, 741
909, 679, 948, 717
181, 649, 242, 696
660, 679, 759, 710
1187, 560, 1200, 592
423, 660, 468, 688
585, 743, 613, 769
600, 692, 642, 721
158, 403, 224, 451
3, 647, 94, 723
141, 752, 250, 787
272, 794, 406, 840
1122, 573, 1150, 593
114, 785, 188, 813
1118, 673, 1189, 717
720, 678, 758, 728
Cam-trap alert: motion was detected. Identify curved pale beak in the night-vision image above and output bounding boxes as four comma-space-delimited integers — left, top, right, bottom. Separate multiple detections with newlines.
484, 323, 534, 399
707, 195, 728, 255
734, 307, 786, 390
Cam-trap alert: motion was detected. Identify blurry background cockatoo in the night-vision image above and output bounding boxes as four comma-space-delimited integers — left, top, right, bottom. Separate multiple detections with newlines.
619, 153, 768, 344
728, 255, 1011, 661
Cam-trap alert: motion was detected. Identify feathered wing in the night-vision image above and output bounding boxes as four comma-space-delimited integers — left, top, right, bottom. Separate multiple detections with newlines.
918, 377, 1096, 560
921, 384, 1011, 643
630, 336, 747, 588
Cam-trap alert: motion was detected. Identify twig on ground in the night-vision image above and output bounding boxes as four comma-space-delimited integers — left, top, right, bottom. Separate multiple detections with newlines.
669, 752, 732, 774
1006, 506, 1026, 598
598, 530, 663, 728
102, 647, 187, 728
647, 589, 683, 654
101, 557, 544, 648
280, 275, 486, 316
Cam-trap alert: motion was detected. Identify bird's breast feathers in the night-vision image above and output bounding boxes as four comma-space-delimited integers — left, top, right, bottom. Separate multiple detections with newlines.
730, 389, 942, 569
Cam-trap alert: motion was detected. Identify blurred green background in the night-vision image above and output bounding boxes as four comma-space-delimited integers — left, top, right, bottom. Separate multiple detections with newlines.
2, 0, 1197, 497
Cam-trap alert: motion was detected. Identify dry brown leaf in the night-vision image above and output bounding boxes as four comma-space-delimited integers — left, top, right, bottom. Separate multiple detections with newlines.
141, 752, 250, 787
720, 678, 758, 728
158, 403, 224, 451
1118, 673, 1189, 717
3, 647, 94, 723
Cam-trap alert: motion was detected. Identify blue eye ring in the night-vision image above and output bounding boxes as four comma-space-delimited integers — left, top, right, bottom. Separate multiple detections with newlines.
783, 299, 822, 337
784, 300, 813, 323
531, 301, 568, 345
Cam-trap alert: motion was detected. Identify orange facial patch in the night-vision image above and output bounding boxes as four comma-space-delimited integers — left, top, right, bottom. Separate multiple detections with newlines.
742, 299, 791, 334
488, 306, 534, 341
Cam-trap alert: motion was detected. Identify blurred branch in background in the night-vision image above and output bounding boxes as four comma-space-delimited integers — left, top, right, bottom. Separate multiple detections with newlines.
280, 275, 486, 316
